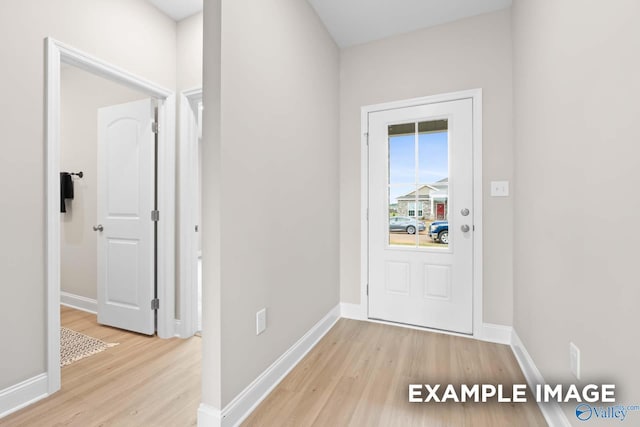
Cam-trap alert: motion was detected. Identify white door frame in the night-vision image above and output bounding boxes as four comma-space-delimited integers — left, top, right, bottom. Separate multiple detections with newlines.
45, 37, 176, 394
360, 89, 484, 338
178, 87, 203, 338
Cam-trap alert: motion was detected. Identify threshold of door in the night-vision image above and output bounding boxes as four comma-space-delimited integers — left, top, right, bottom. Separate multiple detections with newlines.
366, 316, 474, 339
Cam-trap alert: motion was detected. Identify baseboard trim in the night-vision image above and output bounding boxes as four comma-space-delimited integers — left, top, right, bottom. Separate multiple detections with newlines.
60, 291, 97, 314
196, 304, 569, 427
0, 374, 48, 419
216, 304, 340, 427
340, 302, 365, 320
197, 403, 222, 427
511, 330, 571, 427
480, 322, 512, 345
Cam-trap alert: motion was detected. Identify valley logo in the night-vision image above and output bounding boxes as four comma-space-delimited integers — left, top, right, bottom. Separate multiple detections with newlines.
576, 403, 640, 422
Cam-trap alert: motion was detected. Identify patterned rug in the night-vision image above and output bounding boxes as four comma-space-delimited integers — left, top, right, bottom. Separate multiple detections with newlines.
60, 327, 119, 367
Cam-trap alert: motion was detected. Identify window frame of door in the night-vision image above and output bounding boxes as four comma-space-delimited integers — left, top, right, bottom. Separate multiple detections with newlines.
360, 89, 484, 338
45, 37, 176, 395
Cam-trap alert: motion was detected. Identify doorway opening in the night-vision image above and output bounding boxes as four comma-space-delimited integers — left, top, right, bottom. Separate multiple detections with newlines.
45, 38, 176, 394
178, 88, 203, 337
60, 65, 161, 335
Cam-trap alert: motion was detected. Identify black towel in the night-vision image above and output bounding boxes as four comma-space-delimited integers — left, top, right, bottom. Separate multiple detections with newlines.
60, 172, 74, 213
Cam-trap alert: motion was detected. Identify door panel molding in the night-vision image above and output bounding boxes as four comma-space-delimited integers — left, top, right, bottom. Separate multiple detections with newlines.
45, 38, 176, 395
360, 89, 483, 337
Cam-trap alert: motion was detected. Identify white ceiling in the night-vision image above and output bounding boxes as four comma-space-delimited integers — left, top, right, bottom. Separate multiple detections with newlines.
308, 0, 512, 48
147, 0, 203, 22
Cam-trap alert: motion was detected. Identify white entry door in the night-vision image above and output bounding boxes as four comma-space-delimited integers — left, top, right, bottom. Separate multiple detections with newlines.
368, 98, 474, 334
97, 99, 156, 335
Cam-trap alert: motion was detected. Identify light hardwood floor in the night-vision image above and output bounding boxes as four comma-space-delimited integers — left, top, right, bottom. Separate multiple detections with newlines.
3, 311, 546, 426
0, 307, 201, 427
242, 319, 547, 427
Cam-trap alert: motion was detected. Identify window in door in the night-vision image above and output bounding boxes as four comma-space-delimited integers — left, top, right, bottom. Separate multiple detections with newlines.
388, 119, 449, 248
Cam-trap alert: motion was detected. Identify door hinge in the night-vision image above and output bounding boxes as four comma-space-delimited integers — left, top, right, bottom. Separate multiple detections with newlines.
151, 121, 158, 134
151, 210, 160, 222
151, 298, 160, 310
366, 208, 369, 221
364, 132, 369, 146
366, 284, 369, 296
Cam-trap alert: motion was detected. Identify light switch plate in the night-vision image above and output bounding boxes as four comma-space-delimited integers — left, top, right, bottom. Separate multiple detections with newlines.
491, 181, 509, 197
256, 308, 267, 335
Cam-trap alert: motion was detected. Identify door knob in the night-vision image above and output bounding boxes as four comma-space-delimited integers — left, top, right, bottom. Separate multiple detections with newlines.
461, 208, 470, 216
93, 224, 104, 232
460, 224, 470, 232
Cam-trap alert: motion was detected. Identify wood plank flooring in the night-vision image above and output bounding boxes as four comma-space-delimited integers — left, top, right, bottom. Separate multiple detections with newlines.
2, 311, 546, 426
0, 307, 201, 427
242, 319, 547, 427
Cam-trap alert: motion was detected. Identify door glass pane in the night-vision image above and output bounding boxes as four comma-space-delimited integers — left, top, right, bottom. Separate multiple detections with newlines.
388, 120, 449, 248
418, 121, 448, 183
418, 120, 449, 247
389, 184, 420, 246
388, 125, 415, 185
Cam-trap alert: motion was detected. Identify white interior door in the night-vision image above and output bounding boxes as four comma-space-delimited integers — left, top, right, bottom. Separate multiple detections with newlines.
368, 98, 474, 334
97, 98, 156, 335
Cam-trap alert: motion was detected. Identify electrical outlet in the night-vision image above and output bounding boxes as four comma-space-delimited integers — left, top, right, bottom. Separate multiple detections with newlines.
256, 308, 267, 335
570, 342, 581, 380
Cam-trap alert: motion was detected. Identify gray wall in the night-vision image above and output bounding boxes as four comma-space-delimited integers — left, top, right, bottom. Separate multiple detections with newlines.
339, 9, 515, 326
201, 0, 340, 407
512, 0, 640, 422
177, 12, 203, 93
60, 67, 146, 300
0, 0, 176, 391
201, 0, 222, 409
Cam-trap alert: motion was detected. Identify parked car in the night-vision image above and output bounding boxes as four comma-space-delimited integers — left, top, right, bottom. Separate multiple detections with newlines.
429, 221, 449, 244
389, 216, 426, 235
